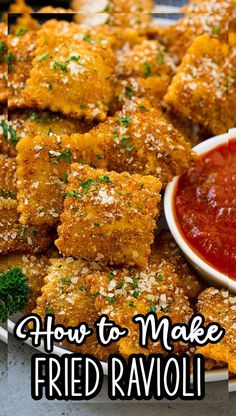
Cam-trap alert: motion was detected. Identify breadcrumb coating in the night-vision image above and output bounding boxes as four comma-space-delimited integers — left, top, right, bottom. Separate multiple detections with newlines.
164, 35, 233, 135
7, 31, 38, 109
33, 257, 117, 361
16, 134, 81, 226
56, 164, 162, 267
0, 197, 52, 255
72, 105, 195, 184
197, 288, 236, 375
22, 26, 116, 121
0, 23, 8, 103
86, 260, 193, 357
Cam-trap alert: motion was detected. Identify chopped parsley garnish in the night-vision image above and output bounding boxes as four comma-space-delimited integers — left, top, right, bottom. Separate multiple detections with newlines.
81, 178, 94, 192
160, 306, 169, 313
48, 127, 53, 135
45, 307, 54, 315
108, 271, 115, 280
65, 190, 81, 199
157, 52, 164, 65
139, 105, 149, 112
212, 26, 220, 35
8, 126, 20, 147
83, 34, 92, 44
96, 153, 103, 160
125, 86, 134, 98
231, 74, 236, 80
29, 112, 40, 122
128, 301, 135, 307
80, 103, 88, 109
52, 61, 68, 72
0, 41, 7, 55
69, 55, 80, 62
79, 286, 86, 292
157, 273, 164, 281
61, 277, 71, 284
18, 227, 26, 237
98, 175, 110, 183
56, 149, 71, 164
5, 52, 16, 72
38, 52, 49, 62
0, 189, 16, 199
105, 296, 116, 304
16, 28, 29, 36
94, 222, 100, 227
150, 305, 156, 312
0, 268, 28, 323
144, 62, 152, 78
61, 172, 68, 183
120, 136, 134, 152
117, 281, 124, 289
120, 117, 132, 128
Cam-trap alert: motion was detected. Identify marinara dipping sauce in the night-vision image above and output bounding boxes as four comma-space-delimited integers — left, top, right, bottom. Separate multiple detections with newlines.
174, 139, 236, 280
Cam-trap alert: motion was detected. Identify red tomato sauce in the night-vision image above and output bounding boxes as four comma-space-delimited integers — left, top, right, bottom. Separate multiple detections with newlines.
174, 139, 236, 280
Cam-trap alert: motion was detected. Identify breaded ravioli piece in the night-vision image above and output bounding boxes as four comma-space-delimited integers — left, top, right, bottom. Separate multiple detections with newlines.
0, 23, 8, 103
71, 105, 195, 184
0, 253, 50, 313
22, 27, 116, 121
7, 110, 93, 157
71, 0, 153, 13
115, 39, 177, 105
7, 31, 38, 109
158, 0, 232, 60
56, 164, 162, 267
197, 288, 236, 375
0, 155, 17, 198
86, 261, 193, 357
0, 197, 52, 255
33, 257, 117, 361
151, 231, 203, 300
164, 35, 231, 135
16, 134, 80, 227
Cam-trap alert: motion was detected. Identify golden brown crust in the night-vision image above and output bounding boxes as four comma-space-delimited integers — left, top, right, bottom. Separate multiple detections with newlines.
0, 253, 50, 313
71, 105, 195, 184
151, 231, 204, 301
197, 288, 236, 375
86, 261, 193, 357
0, 155, 17, 197
33, 257, 117, 361
22, 26, 116, 121
164, 35, 232, 135
56, 164, 162, 267
0, 197, 52, 255
16, 134, 81, 227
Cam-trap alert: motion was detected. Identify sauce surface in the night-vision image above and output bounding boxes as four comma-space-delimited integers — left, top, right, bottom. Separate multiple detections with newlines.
174, 139, 236, 280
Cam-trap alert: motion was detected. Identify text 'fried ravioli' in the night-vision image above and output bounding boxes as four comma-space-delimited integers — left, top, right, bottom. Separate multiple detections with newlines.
56, 164, 162, 267
16, 134, 80, 226
72, 105, 195, 184
33, 257, 117, 361
86, 261, 193, 357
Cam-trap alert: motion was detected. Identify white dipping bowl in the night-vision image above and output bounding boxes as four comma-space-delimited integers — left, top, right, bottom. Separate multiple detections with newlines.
164, 128, 236, 294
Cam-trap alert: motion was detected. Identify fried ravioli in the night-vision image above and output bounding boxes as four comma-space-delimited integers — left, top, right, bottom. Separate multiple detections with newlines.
197, 288, 236, 375
151, 231, 203, 300
33, 257, 117, 361
71, 105, 195, 184
164, 35, 232, 135
22, 27, 116, 121
0, 197, 52, 255
86, 261, 193, 357
16, 134, 81, 226
56, 164, 162, 267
